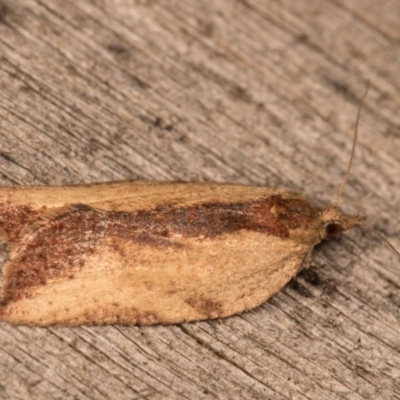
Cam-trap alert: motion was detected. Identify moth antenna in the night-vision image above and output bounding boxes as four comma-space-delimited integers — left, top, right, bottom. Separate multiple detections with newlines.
359, 222, 400, 258
331, 82, 370, 209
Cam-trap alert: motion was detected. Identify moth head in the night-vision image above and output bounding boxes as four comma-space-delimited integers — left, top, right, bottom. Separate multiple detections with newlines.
318, 206, 399, 256
319, 207, 366, 241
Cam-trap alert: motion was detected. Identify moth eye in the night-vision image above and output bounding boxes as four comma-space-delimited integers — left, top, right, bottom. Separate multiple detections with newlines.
324, 222, 342, 240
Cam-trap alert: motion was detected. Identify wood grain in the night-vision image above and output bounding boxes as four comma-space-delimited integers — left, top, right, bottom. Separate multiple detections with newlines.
0, 0, 399, 398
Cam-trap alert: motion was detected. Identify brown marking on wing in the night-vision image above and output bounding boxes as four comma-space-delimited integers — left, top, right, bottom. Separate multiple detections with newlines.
184, 295, 224, 319
2, 195, 318, 304
0, 202, 44, 241
271, 197, 320, 229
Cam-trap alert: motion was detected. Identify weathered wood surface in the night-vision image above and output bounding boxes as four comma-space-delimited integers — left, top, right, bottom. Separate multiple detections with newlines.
0, 0, 399, 399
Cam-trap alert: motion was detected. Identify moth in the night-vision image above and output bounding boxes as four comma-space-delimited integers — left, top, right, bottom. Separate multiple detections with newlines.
0, 89, 397, 326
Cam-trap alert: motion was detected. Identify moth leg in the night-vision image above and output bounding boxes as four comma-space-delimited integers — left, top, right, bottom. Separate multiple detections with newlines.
300, 249, 314, 271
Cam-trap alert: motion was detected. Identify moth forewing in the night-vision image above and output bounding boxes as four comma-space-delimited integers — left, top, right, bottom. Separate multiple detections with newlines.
1, 182, 326, 326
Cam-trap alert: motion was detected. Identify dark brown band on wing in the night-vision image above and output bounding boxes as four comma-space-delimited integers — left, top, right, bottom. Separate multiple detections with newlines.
0, 203, 43, 241
1, 195, 318, 303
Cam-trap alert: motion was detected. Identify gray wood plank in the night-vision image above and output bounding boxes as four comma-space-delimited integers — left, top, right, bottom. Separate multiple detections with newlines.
0, 0, 399, 399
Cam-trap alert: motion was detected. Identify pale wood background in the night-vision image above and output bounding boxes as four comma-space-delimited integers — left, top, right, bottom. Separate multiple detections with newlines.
0, 1, 399, 399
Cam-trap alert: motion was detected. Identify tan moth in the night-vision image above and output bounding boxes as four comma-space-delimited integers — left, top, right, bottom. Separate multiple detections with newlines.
0, 88, 398, 326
